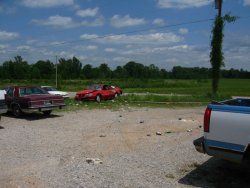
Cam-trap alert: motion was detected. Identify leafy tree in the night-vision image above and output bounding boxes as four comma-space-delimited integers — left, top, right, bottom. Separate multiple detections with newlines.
58, 57, 82, 79
1, 56, 29, 79
30, 67, 41, 79
82, 64, 94, 79
98, 63, 111, 78
13, 56, 30, 79
113, 66, 128, 78
32, 60, 54, 79
124, 61, 145, 78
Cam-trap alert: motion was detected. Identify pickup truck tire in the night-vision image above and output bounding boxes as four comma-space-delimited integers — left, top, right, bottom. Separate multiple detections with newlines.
12, 105, 23, 118
43, 110, 52, 115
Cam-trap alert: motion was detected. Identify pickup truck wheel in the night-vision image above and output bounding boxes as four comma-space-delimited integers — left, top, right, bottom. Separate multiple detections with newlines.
13, 105, 23, 118
43, 110, 52, 115
96, 95, 101, 103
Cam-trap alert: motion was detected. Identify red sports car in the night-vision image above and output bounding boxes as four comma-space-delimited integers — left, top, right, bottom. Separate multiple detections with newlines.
75, 84, 122, 102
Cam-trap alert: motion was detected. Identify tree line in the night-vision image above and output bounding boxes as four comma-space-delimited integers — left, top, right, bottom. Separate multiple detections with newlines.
1, 56, 250, 80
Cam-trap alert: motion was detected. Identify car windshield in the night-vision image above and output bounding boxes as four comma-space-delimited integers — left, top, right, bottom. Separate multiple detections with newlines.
43, 87, 56, 91
88, 84, 102, 90
20, 87, 47, 96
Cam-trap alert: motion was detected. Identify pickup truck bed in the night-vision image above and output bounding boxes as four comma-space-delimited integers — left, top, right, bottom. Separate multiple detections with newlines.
194, 98, 250, 163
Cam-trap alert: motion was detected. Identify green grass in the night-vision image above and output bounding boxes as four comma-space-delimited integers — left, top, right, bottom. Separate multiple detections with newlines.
1, 78, 249, 109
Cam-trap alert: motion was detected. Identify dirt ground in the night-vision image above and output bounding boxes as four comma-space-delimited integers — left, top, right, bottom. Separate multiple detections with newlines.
0, 107, 249, 188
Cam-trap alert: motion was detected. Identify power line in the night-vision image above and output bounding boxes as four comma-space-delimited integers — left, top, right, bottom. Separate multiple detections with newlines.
2, 17, 214, 53
2, 15, 249, 54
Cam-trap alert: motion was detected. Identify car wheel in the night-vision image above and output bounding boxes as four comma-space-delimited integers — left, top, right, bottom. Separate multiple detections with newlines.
43, 110, 52, 115
13, 105, 23, 118
96, 95, 101, 102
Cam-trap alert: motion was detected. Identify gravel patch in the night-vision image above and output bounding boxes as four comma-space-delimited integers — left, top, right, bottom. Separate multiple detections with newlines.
0, 107, 249, 188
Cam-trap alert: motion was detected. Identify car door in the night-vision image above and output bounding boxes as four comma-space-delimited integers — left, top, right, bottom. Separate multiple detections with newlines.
101, 85, 114, 99
105, 85, 115, 99
5, 87, 14, 110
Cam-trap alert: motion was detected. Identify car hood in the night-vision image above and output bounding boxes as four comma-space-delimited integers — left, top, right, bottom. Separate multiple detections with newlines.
48, 91, 68, 96
76, 90, 96, 94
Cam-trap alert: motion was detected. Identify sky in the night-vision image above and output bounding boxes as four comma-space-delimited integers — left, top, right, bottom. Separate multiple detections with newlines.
0, 0, 250, 71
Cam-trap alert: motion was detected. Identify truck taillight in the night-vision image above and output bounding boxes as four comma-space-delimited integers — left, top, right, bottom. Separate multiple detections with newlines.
204, 107, 212, 132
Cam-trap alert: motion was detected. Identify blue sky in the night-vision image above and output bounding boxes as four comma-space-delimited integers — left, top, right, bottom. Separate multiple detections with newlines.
0, 0, 250, 70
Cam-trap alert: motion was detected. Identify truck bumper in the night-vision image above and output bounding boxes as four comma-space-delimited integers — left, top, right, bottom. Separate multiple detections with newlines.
193, 136, 205, 153
22, 104, 66, 113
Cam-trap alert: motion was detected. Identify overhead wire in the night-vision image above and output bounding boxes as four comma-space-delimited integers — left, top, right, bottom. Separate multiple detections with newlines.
2, 17, 215, 53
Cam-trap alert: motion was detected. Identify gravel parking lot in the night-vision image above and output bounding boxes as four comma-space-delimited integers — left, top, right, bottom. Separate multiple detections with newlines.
0, 107, 249, 188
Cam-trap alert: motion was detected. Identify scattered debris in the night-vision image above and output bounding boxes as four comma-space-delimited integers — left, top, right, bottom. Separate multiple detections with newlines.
119, 115, 122, 117
0, 126, 4, 129
99, 134, 106, 138
165, 131, 172, 134
86, 158, 103, 165
147, 134, 151, 136
165, 173, 175, 179
139, 120, 144, 124
178, 118, 182, 120
199, 125, 202, 128
156, 132, 162, 136
187, 129, 192, 132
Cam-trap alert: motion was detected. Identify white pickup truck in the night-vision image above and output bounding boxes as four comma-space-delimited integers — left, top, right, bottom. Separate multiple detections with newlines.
194, 98, 250, 163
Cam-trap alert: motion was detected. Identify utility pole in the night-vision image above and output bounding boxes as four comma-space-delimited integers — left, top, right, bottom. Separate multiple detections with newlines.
56, 55, 58, 89
215, 0, 222, 17
210, 0, 223, 96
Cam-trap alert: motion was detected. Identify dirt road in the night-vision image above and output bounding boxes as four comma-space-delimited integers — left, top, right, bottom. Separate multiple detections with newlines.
0, 107, 249, 188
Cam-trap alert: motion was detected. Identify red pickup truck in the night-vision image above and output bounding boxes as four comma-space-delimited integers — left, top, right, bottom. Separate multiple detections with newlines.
5, 86, 66, 117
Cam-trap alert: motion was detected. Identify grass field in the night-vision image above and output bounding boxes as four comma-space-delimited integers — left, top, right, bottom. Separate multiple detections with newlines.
1, 79, 249, 108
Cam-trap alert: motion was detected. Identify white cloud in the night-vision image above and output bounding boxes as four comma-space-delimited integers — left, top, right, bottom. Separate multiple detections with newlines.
86, 45, 98, 50
244, 0, 250, 6
76, 8, 99, 17
21, 0, 74, 8
32, 15, 78, 28
17, 45, 32, 51
178, 28, 189, 35
0, 44, 9, 49
80, 17, 105, 27
110, 15, 146, 28
0, 30, 19, 40
80, 32, 183, 44
80, 34, 99, 40
105, 48, 116, 52
157, 0, 211, 9
152, 18, 165, 26
112, 56, 130, 63
32, 15, 104, 28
